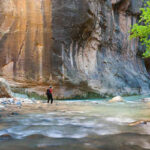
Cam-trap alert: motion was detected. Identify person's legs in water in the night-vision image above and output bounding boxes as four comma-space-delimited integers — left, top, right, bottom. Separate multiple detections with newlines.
50, 94, 53, 104
47, 95, 50, 103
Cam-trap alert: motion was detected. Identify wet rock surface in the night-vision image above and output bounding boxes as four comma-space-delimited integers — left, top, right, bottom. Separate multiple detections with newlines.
0, 78, 12, 98
0, 0, 150, 98
109, 96, 124, 103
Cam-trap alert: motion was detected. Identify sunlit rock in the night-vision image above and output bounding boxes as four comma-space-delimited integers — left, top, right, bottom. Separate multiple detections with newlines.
36, 101, 42, 104
141, 98, 150, 103
109, 96, 124, 103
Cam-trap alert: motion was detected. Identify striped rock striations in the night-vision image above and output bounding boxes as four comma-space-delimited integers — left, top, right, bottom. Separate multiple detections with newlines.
0, 0, 150, 97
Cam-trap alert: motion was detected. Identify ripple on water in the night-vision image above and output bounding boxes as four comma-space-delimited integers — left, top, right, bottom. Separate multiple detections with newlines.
1, 98, 150, 143
105, 117, 135, 124
0, 112, 119, 139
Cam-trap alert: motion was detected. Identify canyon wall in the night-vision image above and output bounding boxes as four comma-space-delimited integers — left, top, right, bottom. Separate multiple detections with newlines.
0, 0, 52, 81
0, 0, 150, 97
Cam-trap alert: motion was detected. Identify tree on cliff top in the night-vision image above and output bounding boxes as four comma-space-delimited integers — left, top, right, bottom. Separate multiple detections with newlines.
130, 0, 150, 58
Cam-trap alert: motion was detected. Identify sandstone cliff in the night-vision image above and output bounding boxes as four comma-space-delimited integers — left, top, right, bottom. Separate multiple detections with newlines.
0, 0, 150, 98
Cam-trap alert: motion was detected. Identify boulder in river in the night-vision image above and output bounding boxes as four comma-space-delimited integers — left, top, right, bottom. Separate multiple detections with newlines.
109, 96, 124, 103
0, 134, 12, 140
0, 78, 12, 98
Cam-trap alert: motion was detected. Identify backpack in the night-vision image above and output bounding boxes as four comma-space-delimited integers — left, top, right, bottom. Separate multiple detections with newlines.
46, 89, 51, 95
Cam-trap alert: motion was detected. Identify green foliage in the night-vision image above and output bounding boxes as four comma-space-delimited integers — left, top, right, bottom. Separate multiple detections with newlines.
130, 0, 150, 58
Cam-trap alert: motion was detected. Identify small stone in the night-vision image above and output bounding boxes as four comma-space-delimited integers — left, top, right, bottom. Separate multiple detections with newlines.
36, 101, 42, 104
11, 112, 19, 115
16, 101, 22, 106
0, 105, 5, 109
9, 99, 14, 104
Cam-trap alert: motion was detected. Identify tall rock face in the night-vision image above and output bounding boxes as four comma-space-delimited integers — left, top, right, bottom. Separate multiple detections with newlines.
0, 0, 150, 97
0, 0, 52, 81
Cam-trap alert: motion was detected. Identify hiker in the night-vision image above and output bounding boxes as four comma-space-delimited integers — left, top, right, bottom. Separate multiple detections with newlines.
46, 86, 53, 104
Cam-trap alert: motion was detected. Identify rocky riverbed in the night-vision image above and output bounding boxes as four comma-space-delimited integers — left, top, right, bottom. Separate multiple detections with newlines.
0, 97, 43, 117
0, 94, 150, 117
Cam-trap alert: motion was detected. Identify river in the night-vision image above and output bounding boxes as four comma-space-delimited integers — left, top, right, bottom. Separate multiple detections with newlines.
0, 95, 150, 150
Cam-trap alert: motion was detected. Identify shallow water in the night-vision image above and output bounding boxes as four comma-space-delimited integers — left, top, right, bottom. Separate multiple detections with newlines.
1, 96, 150, 150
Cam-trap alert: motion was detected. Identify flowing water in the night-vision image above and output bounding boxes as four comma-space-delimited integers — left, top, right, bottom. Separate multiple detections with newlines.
1, 95, 150, 150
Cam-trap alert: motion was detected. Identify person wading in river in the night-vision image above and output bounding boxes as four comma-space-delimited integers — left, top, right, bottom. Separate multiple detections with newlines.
46, 86, 53, 104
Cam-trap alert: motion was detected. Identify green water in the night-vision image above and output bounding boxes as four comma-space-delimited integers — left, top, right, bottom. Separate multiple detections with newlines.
0, 96, 150, 150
